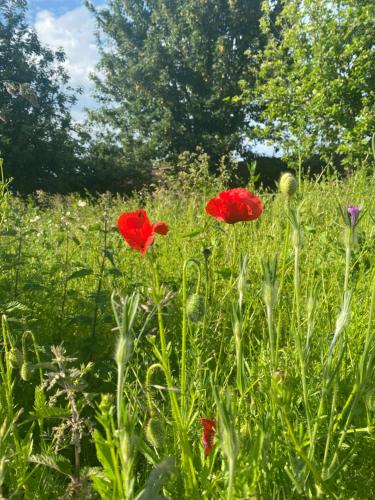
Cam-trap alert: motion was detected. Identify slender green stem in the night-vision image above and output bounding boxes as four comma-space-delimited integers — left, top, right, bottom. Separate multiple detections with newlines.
145, 363, 163, 417
294, 245, 301, 328
266, 305, 275, 370
181, 258, 201, 418
59, 233, 70, 341
276, 213, 290, 366
202, 254, 210, 339
322, 384, 338, 475
181, 262, 188, 418
227, 461, 235, 500
230, 224, 238, 284
152, 263, 198, 495
13, 229, 23, 299
91, 215, 108, 354
116, 363, 125, 429
344, 241, 351, 295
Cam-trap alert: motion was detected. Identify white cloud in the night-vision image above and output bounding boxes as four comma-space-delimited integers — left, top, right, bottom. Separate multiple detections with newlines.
35, 6, 100, 121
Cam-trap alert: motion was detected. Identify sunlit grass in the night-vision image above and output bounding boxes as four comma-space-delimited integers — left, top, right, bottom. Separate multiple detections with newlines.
0, 166, 374, 498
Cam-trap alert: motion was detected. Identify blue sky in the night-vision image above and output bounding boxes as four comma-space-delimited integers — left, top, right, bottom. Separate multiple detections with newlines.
28, 0, 101, 22
27, 0, 104, 121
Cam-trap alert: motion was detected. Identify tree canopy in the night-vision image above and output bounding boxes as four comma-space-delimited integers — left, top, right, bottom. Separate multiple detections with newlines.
87, 0, 265, 179
0, 0, 81, 193
248, 0, 375, 165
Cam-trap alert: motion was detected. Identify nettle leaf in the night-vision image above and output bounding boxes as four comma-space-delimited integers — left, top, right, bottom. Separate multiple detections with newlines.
0, 301, 28, 313
28, 453, 72, 476
31, 406, 70, 420
92, 429, 115, 481
67, 268, 93, 281
89, 468, 112, 497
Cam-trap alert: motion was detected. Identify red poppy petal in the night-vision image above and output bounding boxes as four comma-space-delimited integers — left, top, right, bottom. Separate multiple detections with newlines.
245, 197, 263, 220
207, 189, 263, 224
199, 418, 216, 430
117, 210, 154, 254
205, 198, 227, 222
153, 221, 169, 235
199, 418, 216, 456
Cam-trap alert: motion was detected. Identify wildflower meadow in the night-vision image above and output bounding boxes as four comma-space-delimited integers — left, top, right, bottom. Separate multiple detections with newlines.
0, 159, 374, 499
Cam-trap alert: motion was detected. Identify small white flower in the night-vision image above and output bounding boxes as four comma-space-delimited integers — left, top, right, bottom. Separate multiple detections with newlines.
30, 215, 41, 223
77, 200, 87, 208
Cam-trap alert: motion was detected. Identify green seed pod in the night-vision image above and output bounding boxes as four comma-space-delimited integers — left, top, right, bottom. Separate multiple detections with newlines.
186, 294, 205, 323
279, 172, 298, 197
145, 417, 164, 449
365, 389, 375, 412
7, 347, 22, 369
20, 361, 32, 382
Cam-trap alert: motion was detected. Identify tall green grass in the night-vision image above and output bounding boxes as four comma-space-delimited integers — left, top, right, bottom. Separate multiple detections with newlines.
0, 164, 374, 498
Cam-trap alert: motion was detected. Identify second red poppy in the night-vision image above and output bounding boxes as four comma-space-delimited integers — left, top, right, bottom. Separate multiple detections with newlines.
205, 188, 263, 224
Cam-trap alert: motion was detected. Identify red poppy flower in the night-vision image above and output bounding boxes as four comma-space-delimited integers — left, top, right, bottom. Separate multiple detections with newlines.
205, 188, 263, 224
117, 209, 169, 254
199, 418, 216, 457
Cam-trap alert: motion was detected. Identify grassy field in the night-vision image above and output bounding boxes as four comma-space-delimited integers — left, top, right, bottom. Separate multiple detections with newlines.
0, 165, 375, 499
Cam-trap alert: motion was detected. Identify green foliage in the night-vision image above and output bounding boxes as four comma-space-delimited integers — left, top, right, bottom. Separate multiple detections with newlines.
247, 0, 375, 165
0, 0, 82, 193
0, 166, 375, 497
87, 0, 264, 184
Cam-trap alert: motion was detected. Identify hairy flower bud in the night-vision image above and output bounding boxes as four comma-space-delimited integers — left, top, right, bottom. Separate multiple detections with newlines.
20, 361, 31, 382
115, 335, 133, 367
145, 417, 164, 449
280, 172, 298, 197
186, 294, 205, 323
7, 347, 22, 369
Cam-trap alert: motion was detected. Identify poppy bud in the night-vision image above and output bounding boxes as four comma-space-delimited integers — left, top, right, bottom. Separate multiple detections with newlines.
7, 347, 22, 369
237, 274, 247, 300
262, 282, 278, 310
145, 417, 164, 449
115, 335, 133, 367
186, 294, 205, 323
279, 172, 298, 197
20, 361, 32, 381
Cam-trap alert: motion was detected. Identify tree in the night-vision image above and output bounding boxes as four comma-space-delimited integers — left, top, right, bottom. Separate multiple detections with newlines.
0, 0, 82, 193
87, 0, 264, 181
248, 0, 375, 167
